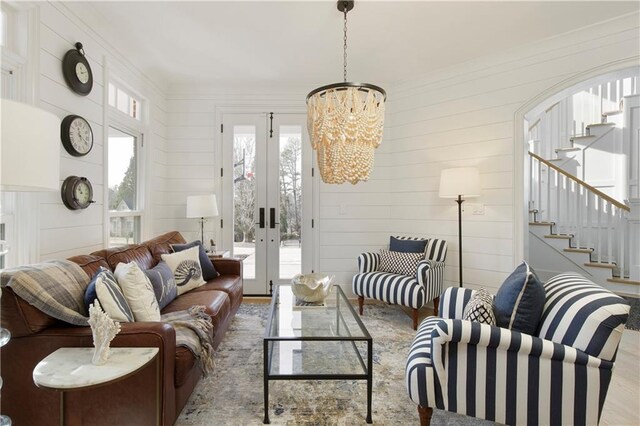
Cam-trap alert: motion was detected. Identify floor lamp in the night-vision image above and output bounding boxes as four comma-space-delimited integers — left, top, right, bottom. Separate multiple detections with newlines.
1, 99, 61, 425
439, 167, 480, 287
186, 194, 219, 246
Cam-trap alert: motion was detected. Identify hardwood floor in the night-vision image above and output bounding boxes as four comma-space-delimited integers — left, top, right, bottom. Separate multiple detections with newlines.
601, 329, 640, 425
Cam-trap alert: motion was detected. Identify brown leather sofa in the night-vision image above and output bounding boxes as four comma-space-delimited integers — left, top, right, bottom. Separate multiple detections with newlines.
0, 231, 243, 425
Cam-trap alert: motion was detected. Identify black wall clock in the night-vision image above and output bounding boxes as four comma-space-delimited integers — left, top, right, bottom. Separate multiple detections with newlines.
61, 115, 93, 157
62, 42, 93, 96
61, 176, 94, 210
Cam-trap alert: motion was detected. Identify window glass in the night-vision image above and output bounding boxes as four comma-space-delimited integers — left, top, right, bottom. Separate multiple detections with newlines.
116, 88, 129, 115
108, 83, 116, 107
108, 126, 140, 247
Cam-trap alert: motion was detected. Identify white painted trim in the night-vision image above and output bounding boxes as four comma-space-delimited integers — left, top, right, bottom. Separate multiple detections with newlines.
514, 56, 640, 267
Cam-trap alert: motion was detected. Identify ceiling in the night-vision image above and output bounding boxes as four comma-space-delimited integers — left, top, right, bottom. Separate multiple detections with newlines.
75, 1, 639, 91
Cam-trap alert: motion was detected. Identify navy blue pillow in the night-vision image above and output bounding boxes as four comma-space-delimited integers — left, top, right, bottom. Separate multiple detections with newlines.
144, 261, 177, 309
389, 236, 428, 254
171, 240, 219, 281
494, 261, 545, 335
84, 267, 102, 314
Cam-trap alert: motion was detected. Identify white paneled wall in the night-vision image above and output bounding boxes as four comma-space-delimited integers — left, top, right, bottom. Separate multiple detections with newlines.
160, 92, 393, 291
36, 2, 166, 260
385, 13, 639, 294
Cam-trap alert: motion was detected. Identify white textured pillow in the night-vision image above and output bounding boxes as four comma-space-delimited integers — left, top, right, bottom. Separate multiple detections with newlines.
114, 262, 161, 321
94, 268, 134, 322
161, 246, 206, 295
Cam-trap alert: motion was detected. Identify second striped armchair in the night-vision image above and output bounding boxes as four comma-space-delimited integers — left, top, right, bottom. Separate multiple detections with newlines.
352, 238, 447, 329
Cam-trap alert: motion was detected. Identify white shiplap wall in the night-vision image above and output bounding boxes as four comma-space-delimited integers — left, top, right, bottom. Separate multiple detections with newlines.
385, 12, 640, 294
160, 90, 393, 291
36, 2, 167, 260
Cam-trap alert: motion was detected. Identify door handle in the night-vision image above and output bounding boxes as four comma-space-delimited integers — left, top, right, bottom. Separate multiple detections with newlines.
270, 208, 279, 229
258, 208, 265, 228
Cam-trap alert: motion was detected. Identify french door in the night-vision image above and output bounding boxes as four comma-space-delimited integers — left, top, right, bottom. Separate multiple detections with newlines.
221, 113, 315, 295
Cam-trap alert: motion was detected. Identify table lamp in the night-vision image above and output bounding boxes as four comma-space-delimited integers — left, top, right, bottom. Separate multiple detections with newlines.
186, 194, 219, 245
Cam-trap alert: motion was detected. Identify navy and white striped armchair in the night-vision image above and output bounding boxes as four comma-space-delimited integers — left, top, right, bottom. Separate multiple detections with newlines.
406, 273, 630, 426
352, 238, 447, 329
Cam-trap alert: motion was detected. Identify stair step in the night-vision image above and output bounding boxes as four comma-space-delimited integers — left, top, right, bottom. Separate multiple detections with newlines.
564, 248, 593, 253
586, 122, 616, 128
528, 209, 538, 213
584, 262, 616, 269
529, 221, 553, 226
602, 110, 623, 116
607, 277, 640, 286
555, 147, 581, 153
545, 234, 572, 239
547, 158, 564, 162
570, 135, 596, 141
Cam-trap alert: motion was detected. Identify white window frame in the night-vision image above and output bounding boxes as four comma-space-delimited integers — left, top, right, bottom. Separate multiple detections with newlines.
104, 74, 148, 248
105, 122, 145, 247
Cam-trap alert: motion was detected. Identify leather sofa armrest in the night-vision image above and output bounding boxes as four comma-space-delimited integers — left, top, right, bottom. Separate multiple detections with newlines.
212, 257, 242, 277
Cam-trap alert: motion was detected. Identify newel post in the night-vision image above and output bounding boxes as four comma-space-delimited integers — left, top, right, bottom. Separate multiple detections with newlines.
629, 199, 640, 281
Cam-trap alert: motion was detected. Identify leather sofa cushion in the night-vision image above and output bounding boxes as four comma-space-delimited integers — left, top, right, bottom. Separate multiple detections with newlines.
68, 254, 111, 277
143, 231, 187, 265
190, 275, 242, 310
92, 245, 154, 271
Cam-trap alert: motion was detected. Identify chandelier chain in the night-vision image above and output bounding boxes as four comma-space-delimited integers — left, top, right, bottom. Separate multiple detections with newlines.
343, 4, 348, 82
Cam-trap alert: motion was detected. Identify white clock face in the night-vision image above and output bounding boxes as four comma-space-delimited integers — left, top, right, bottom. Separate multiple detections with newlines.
74, 181, 91, 205
69, 118, 93, 154
75, 62, 89, 84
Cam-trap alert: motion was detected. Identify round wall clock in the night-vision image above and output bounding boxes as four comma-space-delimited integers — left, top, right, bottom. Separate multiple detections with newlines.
62, 42, 93, 96
61, 115, 93, 157
61, 176, 94, 210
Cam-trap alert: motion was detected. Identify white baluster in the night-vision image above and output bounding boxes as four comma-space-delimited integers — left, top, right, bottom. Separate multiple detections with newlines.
619, 209, 625, 278
564, 177, 570, 235
537, 160, 542, 220
597, 197, 603, 263
586, 191, 591, 249
576, 184, 582, 249
546, 164, 551, 223
607, 201, 613, 264
529, 154, 534, 214
556, 170, 561, 232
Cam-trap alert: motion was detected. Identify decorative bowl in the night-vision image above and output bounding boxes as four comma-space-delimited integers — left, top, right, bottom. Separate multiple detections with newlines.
291, 273, 334, 303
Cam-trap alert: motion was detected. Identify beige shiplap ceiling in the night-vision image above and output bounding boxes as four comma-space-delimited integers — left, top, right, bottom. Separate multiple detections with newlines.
69, 1, 639, 90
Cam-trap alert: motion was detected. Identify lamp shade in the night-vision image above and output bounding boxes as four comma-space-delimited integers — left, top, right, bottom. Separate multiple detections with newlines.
439, 167, 481, 198
1, 100, 60, 192
186, 194, 218, 218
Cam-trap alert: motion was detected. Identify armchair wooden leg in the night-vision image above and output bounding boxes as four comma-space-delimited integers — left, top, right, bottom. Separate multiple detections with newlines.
358, 296, 364, 315
412, 308, 419, 330
433, 297, 440, 317
417, 405, 433, 426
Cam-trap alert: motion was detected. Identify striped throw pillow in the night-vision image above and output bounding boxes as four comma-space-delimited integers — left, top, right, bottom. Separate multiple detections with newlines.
378, 249, 423, 277
92, 267, 134, 322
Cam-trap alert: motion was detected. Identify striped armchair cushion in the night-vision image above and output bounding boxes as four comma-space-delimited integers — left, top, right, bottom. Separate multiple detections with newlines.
537, 273, 630, 361
352, 272, 425, 309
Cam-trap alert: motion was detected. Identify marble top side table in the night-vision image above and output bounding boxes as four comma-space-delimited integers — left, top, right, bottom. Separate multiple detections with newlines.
33, 347, 159, 425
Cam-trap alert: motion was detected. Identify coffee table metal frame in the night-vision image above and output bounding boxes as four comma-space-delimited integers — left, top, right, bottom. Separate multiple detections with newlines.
263, 284, 373, 424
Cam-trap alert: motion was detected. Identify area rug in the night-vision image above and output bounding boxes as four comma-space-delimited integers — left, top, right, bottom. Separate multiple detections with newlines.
176, 302, 494, 425
624, 296, 640, 331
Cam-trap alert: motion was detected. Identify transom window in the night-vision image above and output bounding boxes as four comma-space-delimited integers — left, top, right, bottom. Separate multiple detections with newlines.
108, 82, 141, 120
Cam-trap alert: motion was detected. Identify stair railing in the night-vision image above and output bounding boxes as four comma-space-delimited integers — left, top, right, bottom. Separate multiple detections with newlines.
529, 152, 631, 277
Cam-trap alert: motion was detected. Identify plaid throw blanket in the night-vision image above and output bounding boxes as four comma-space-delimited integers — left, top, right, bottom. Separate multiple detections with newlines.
1, 260, 90, 325
162, 306, 215, 376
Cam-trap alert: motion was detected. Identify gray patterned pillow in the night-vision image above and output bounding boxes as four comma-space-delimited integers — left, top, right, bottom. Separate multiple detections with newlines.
462, 288, 496, 325
378, 249, 423, 276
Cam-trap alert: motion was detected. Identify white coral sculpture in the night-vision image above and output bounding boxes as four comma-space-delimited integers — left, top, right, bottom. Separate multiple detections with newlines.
88, 302, 121, 365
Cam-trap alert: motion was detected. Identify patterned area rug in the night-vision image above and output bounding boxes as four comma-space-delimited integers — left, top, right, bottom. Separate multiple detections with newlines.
624, 297, 640, 331
176, 302, 494, 425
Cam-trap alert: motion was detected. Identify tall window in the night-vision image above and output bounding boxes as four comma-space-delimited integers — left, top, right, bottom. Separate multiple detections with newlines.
108, 126, 141, 246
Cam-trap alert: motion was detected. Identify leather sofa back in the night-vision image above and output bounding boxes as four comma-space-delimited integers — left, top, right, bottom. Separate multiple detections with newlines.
1, 231, 186, 338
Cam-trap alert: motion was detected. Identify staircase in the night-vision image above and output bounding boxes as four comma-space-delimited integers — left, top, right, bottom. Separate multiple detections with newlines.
527, 73, 640, 296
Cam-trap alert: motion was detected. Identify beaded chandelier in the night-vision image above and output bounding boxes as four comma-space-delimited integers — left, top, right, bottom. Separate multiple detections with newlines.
306, 1, 386, 185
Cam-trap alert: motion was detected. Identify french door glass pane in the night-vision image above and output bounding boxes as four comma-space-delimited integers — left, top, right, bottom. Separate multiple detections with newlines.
279, 125, 302, 279
108, 127, 137, 210
233, 125, 257, 280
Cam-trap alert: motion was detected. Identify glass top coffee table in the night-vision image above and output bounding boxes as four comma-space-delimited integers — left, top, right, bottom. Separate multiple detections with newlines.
263, 284, 373, 424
